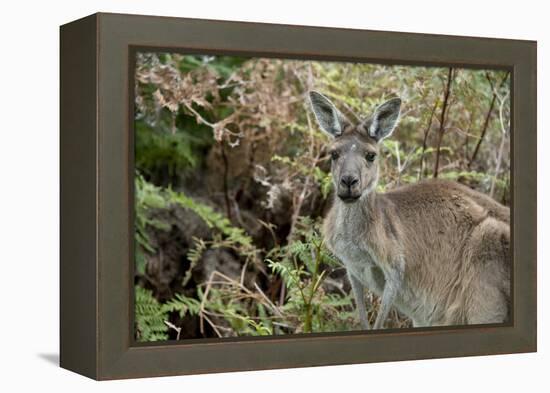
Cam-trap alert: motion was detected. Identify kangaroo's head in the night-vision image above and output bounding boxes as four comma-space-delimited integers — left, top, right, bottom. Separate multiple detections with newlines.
309, 91, 401, 203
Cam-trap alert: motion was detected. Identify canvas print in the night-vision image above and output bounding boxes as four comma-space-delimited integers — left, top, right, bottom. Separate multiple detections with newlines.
133, 52, 511, 342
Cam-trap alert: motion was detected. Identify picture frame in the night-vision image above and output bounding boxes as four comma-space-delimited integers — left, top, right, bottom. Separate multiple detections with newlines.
60, 12, 537, 380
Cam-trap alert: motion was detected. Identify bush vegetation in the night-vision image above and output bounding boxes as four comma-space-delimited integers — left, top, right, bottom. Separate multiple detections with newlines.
133, 52, 510, 341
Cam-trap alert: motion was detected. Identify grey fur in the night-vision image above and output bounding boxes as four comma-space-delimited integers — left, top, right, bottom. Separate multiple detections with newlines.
368, 97, 401, 141
309, 93, 510, 330
309, 91, 349, 137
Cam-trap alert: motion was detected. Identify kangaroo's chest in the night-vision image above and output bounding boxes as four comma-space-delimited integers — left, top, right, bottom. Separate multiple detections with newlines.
332, 236, 376, 273
330, 226, 385, 295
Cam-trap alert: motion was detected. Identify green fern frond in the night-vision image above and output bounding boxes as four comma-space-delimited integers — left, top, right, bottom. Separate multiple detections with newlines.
162, 293, 201, 318
134, 286, 169, 342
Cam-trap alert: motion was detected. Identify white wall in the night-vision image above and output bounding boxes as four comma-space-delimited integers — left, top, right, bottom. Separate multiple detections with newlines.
0, 0, 546, 390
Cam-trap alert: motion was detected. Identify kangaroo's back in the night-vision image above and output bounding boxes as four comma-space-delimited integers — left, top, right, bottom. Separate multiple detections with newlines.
390, 179, 509, 222
382, 179, 510, 325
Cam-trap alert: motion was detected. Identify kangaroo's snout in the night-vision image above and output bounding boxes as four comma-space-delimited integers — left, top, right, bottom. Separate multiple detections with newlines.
340, 175, 359, 188
338, 174, 361, 202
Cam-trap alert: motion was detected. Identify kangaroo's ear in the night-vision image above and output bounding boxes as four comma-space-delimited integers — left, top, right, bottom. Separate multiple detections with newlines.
369, 97, 402, 141
309, 91, 348, 138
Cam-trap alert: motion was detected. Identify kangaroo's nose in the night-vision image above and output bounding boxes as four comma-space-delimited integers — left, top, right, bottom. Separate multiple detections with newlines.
340, 175, 359, 188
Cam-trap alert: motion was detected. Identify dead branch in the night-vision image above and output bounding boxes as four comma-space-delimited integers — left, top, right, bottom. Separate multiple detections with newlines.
490, 88, 510, 196
419, 98, 439, 180
220, 141, 232, 220
433, 67, 454, 178
468, 72, 510, 168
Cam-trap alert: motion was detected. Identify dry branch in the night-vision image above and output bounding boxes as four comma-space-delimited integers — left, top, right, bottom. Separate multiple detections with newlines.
433, 67, 454, 178
468, 72, 510, 168
419, 98, 439, 179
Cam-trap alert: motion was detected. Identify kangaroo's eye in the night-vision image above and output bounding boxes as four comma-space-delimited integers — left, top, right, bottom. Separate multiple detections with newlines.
365, 152, 377, 162
330, 151, 340, 161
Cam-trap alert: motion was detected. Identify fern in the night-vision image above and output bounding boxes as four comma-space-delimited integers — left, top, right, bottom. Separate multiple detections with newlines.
166, 188, 258, 264
135, 286, 169, 342
182, 237, 207, 287
162, 293, 201, 318
166, 188, 253, 247
267, 259, 304, 289
136, 173, 257, 263
265, 217, 350, 333
225, 310, 273, 336
135, 173, 170, 253
134, 175, 351, 338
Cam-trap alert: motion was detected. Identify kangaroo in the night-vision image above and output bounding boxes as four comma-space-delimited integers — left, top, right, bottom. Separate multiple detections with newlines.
309, 91, 510, 330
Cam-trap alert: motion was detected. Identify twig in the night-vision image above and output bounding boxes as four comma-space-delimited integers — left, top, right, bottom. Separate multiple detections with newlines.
253, 282, 285, 318
239, 258, 249, 287
399, 146, 421, 176
287, 176, 311, 243
419, 98, 439, 180
490, 89, 510, 196
198, 271, 215, 334
202, 309, 282, 322
340, 101, 362, 124
468, 72, 510, 168
199, 270, 285, 336
433, 67, 454, 178
164, 320, 182, 340
202, 313, 223, 338
257, 219, 278, 246
220, 142, 232, 220
286, 113, 323, 244
469, 91, 497, 167
278, 278, 286, 307
395, 141, 402, 186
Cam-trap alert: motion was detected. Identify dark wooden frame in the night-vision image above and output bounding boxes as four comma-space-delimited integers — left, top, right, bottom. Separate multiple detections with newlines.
60, 12, 537, 380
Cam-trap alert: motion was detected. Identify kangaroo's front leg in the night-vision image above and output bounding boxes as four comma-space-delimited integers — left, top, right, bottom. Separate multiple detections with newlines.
348, 271, 370, 330
373, 259, 404, 330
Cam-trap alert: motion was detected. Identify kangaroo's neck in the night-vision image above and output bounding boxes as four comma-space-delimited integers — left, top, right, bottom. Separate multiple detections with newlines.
333, 191, 379, 220
330, 190, 399, 246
